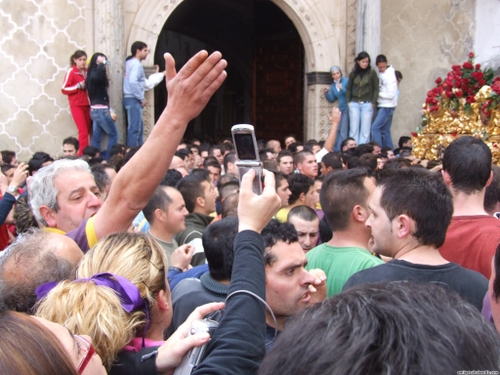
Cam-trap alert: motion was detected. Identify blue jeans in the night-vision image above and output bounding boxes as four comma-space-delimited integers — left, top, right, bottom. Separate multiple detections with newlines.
334, 109, 349, 152
348, 102, 373, 145
123, 97, 144, 147
90, 108, 119, 160
371, 107, 395, 149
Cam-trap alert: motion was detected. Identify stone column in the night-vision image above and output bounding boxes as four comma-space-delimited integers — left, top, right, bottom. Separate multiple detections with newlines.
305, 72, 334, 141
92, 0, 126, 144
329, 0, 349, 73
356, 0, 381, 60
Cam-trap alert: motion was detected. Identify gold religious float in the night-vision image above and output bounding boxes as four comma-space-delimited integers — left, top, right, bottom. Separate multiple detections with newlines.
412, 52, 500, 164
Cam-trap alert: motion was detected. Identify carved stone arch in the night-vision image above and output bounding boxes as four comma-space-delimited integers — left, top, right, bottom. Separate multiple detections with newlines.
127, 0, 344, 140
128, 0, 339, 71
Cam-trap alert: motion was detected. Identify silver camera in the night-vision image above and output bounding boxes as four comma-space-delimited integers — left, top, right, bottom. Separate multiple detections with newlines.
173, 319, 219, 375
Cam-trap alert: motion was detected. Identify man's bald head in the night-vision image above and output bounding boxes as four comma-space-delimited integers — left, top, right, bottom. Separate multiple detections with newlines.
0, 230, 82, 313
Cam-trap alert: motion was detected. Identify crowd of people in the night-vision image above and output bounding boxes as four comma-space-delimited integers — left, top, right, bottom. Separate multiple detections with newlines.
0, 49, 500, 374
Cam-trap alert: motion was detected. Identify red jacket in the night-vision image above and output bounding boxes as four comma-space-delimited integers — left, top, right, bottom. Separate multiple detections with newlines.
61, 65, 90, 107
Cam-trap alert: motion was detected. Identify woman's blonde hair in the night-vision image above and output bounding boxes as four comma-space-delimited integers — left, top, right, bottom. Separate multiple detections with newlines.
35, 280, 134, 370
78, 232, 168, 334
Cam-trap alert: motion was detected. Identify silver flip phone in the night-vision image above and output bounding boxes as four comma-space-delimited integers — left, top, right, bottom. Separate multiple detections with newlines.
231, 124, 263, 195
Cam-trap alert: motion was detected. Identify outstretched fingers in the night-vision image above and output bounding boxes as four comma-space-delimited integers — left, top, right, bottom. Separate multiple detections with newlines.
164, 51, 227, 122
174, 51, 226, 88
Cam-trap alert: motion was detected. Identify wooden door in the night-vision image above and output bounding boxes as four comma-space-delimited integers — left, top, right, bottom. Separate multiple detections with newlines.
252, 33, 303, 141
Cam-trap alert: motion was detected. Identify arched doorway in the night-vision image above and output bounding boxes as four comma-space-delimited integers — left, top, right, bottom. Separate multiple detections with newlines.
128, 0, 343, 142
153, 0, 304, 143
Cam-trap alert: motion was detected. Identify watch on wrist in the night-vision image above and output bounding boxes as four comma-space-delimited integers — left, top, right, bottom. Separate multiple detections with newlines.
7, 185, 17, 194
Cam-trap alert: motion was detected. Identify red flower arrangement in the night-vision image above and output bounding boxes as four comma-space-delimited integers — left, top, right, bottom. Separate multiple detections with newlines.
480, 77, 500, 117
423, 52, 494, 114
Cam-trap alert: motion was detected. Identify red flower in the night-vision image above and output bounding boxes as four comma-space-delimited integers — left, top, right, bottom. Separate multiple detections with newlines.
430, 105, 439, 112
451, 133, 457, 137
452, 65, 461, 71
479, 79, 486, 86
475, 71, 484, 80
492, 83, 500, 94
435, 77, 442, 84
466, 96, 475, 104
469, 52, 475, 58
411, 132, 418, 137
475, 64, 481, 70
445, 90, 453, 98
463, 62, 474, 70
455, 90, 463, 98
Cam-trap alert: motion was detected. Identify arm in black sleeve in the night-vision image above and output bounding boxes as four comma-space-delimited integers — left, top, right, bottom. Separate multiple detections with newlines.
192, 230, 266, 375
346, 73, 354, 103
0, 193, 17, 226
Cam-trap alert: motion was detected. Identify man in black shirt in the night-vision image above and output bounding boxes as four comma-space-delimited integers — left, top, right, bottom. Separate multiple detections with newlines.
344, 168, 487, 311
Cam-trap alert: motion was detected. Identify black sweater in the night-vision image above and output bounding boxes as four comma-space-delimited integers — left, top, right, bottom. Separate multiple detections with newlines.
192, 230, 266, 375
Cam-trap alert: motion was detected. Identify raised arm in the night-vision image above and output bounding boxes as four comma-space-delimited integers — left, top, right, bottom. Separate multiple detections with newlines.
192, 169, 281, 375
321, 107, 341, 153
94, 51, 227, 239
315, 107, 341, 163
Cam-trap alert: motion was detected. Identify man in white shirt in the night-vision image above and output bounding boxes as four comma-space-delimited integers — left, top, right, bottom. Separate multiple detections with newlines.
371, 54, 398, 150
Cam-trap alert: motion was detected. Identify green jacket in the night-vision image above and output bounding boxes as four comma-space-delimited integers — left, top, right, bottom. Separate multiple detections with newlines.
346, 69, 379, 106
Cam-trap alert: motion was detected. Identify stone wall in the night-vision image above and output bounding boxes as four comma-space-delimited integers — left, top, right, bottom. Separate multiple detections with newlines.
3, 0, 498, 159
381, 0, 476, 144
0, 0, 87, 161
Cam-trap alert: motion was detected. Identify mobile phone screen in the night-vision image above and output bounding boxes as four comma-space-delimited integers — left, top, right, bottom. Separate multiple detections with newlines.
234, 133, 258, 160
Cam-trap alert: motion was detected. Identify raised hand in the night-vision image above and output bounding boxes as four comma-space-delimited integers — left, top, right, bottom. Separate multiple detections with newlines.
238, 169, 281, 233
163, 51, 227, 125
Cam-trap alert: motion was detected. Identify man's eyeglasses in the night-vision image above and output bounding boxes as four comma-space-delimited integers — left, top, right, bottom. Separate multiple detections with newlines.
75, 335, 95, 374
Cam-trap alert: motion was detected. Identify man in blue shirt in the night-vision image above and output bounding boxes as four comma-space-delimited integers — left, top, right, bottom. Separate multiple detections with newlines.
123, 41, 149, 147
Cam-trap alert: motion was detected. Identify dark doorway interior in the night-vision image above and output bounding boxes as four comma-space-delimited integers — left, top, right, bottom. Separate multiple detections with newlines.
154, 0, 304, 143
